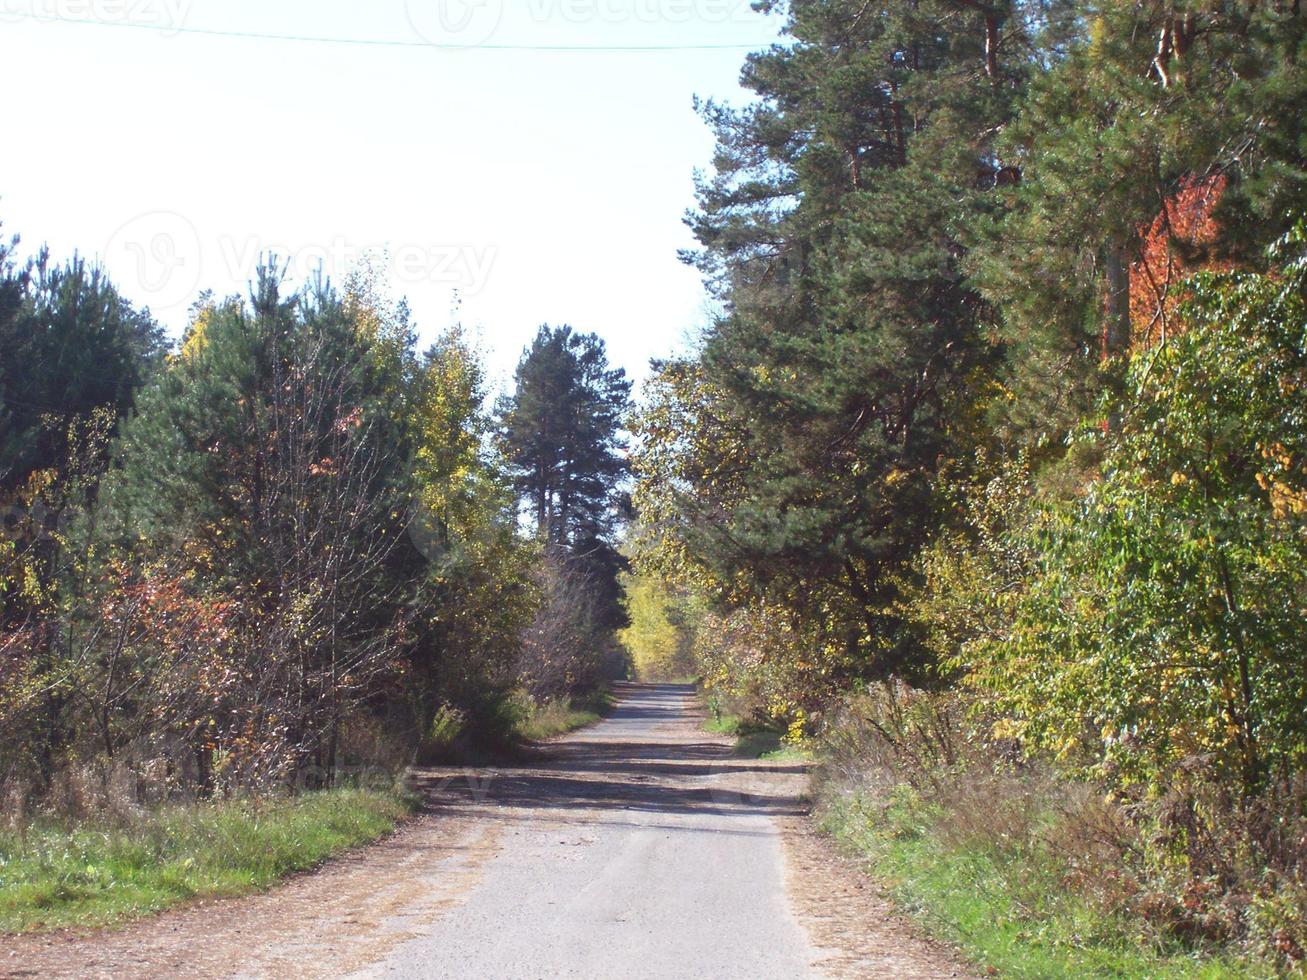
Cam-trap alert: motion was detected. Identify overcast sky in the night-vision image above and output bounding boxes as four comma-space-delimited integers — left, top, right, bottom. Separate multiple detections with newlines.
0, 0, 783, 391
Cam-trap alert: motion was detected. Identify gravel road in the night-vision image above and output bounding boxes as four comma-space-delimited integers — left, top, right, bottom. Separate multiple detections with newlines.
2, 683, 968, 980
355, 683, 820, 979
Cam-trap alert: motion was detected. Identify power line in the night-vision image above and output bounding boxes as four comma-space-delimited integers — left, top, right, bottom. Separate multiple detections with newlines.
13, 12, 779, 52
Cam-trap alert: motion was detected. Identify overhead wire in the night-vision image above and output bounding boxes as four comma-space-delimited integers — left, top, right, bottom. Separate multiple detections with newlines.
9, 11, 780, 52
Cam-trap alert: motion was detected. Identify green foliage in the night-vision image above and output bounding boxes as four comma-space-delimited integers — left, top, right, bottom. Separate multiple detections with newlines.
0, 232, 166, 787
621, 3, 1307, 965
636, 0, 1027, 705
407, 325, 538, 742
973, 0, 1307, 437
0, 250, 165, 493
816, 688, 1285, 976
512, 686, 616, 743
820, 792, 1260, 979
974, 229, 1307, 795
498, 324, 634, 696
499, 324, 630, 547
895, 455, 1040, 679
76, 266, 421, 788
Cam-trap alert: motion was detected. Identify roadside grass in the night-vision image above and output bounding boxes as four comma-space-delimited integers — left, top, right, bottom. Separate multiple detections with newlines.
702, 712, 811, 763
0, 786, 415, 934
818, 790, 1270, 980
514, 686, 617, 742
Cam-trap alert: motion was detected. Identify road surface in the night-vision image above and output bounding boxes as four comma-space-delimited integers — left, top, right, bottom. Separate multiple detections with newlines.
3, 683, 966, 979
359, 683, 818, 978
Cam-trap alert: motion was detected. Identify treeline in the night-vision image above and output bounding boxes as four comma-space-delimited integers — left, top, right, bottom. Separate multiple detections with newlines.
0, 238, 631, 806
623, 0, 1306, 965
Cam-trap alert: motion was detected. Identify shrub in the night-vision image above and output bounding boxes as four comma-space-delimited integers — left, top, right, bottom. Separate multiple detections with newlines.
815, 685, 1304, 972
973, 230, 1307, 797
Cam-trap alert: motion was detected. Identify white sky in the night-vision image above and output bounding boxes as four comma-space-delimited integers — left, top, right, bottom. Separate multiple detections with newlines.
0, 0, 783, 392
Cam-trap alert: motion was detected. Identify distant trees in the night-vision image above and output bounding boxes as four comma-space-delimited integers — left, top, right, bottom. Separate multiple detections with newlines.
499, 325, 630, 547
499, 325, 633, 694
616, 568, 697, 682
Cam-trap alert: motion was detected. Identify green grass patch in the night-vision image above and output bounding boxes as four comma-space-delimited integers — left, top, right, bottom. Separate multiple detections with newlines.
702, 712, 811, 762
702, 712, 741, 736
514, 687, 617, 742
0, 787, 414, 934
819, 791, 1272, 979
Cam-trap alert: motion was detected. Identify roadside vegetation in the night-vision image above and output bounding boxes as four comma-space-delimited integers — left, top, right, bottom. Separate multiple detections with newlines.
0, 786, 413, 933
701, 704, 809, 763
1, 245, 631, 928
514, 687, 618, 743
4, 0, 1305, 967
815, 688, 1286, 978
621, 0, 1307, 974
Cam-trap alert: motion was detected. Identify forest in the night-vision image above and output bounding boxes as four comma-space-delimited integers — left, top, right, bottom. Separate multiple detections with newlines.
1, 0, 1304, 972
618, 0, 1307, 970
0, 248, 634, 794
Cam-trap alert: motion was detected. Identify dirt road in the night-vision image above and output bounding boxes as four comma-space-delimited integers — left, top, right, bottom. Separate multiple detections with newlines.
3, 683, 967, 979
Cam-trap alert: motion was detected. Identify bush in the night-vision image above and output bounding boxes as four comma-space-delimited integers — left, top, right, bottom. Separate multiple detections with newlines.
971, 236, 1307, 798
816, 685, 1305, 973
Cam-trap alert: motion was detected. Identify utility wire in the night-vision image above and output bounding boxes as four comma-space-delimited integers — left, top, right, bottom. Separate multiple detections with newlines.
12, 12, 779, 52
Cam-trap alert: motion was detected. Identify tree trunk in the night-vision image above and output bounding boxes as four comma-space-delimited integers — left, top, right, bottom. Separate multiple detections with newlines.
1102, 240, 1132, 358
984, 13, 1000, 79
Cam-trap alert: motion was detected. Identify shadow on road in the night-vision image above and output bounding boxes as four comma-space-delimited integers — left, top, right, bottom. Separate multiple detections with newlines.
410, 683, 810, 826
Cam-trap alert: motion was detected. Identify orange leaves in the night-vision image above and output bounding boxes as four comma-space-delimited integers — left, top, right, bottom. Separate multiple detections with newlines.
1130, 174, 1230, 349
99, 562, 233, 660
334, 406, 363, 435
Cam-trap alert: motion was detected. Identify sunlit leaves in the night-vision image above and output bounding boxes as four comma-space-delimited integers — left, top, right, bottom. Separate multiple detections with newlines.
971, 226, 1307, 794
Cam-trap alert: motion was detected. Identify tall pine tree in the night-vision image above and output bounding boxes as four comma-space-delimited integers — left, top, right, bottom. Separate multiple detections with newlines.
674, 0, 1034, 681
499, 325, 630, 548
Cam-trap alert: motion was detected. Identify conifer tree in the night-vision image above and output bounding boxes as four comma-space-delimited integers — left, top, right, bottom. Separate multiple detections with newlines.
679, 0, 1028, 680
499, 325, 630, 548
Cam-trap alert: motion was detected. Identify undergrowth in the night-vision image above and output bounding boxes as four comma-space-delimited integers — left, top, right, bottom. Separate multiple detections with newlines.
514, 686, 617, 742
814, 684, 1301, 978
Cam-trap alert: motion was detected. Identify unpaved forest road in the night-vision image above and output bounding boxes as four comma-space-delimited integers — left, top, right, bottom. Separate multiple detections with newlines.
2, 683, 970, 980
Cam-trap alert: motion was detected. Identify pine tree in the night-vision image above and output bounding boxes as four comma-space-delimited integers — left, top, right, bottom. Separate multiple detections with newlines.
676, 0, 1030, 681
973, 0, 1307, 438
0, 251, 165, 494
96, 265, 421, 783
499, 325, 631, 548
